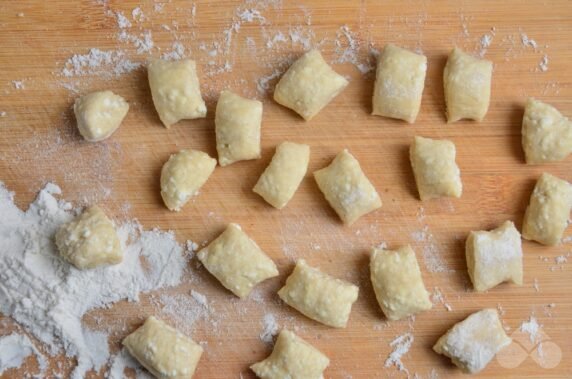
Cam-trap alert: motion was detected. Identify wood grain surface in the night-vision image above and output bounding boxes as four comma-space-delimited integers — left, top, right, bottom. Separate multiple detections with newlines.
0, 1, 571, 378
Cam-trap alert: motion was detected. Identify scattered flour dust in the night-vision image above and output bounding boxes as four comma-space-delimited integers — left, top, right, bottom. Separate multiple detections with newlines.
520, 316, 542, 344
0, 333, 48, 375
384, 332, 414, 374
412, 208, 454, 273
61, 48, 141, 78
259, 313, 279, 344
0, 182, 188, 378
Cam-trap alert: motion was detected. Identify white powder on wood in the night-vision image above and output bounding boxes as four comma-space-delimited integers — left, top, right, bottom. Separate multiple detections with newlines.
384, 332, 414, 374
0, 333, 48, 375
538, 54, 549, 72
519, 316, 541, 344
115, 11, 132, 29
12, 80, 25, 89
61, 48, 140, 78
259, 313, 279, 344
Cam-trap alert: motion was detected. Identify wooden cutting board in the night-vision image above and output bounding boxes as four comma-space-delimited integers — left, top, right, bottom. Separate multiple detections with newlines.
0, 1, 571, 378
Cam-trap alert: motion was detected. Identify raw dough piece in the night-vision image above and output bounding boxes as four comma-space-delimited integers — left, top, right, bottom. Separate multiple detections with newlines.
522, 173, 572, 245
372, 44, 427, 123
123, 316, 203, 379
160, 149, 216, 211
148, 59, 207, 128
522, 98, 572, 164
466, 221, 523, 292
197, 223, 279, 298
278, 259, 359, 328
250, 329, 329, 379
433, 309, 512, 374
215, 90, 263, 166
253, 141, 310, 209
55, 205, 122, 270
73, 90, 129, 142
370, 245, 432, 320
443, 48, 493, 122
274, 50, 349, 120
410, 136, 462, 200
314, 149, 382, 225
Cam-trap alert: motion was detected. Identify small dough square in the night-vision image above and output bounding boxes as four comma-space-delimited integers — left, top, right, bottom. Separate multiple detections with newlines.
148, 59, 207, 128
410, 136, 462, 200
370, 245, 432, 321
433, 309, 512, 374
278, 259, 359, 328
314, 149, 382, 225
274, 50, 349, 120
522, 173, 572, 245
250, 329, 329, 379
74, 90, 129, 142
443, 48, 493, 122
123, 316, 203, 379
197, 223, 279, 298
466, 221, 523, 292
215, 90, 263, 166
253, 141, 310, 209
372, 44, 427, 123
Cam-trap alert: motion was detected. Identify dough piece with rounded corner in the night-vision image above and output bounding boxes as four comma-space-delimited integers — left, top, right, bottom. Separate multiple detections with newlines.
466, 221, 523, 292
197, 223, 279, 298
410, 136, 462, 200
74, 90, 129, 142
55, 205, 122, 270
123, 316, 203, 379
253, 141, 310, 209
444, 48, 493, 122
148, 59, 207, 128
160, 149, 216, 211
522, 98, 572, 164
314, 149, 382, 225
522, 173, 572, 245
433, 309, 511, 374
278, 259, 359, 328
274, 50, 348, 120
372, 44, 427, 123
215, 91, 263, 166
250, 329, 329, 379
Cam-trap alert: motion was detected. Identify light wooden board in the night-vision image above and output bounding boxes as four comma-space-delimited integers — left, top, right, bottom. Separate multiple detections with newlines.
0, 1, 571, 378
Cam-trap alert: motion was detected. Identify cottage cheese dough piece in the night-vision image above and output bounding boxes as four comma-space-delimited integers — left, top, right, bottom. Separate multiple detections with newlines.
278, 259, 359, 328
372, 44, 427, 123
443, 48, 493, 122
274, 50, 349, 120
55, 205, 122, 270
250, 330, 329, 379
410, 136, 462, 200
522, 98, 572, 164
197, 223, 279, 298
123, 316, 203, 379
253, 142, 310, 209
522, 173, 572, 245
370, 245, 432, 320
466, 221, 523, 292
215, 90, 263, 166
73, 90, 129, 142
314, 149, 382, 225
148, 59, 207, 128
160, 149, 216, 211
433, 309, 511, 374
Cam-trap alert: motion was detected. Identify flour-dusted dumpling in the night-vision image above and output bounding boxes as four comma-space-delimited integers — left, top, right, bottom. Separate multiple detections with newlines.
55, 205, 122, 270
197, 223, 279, 298
250, 329, 330, 379
253, 141, 310, 209
73, 90, 129, 142
278, 259, 359, 328
160, 149, 216, 211
372, 44, 427, 123
123, 316, 203, 379
433, 309, 512, 374
444, 48, 493, 122
274, 50, 349, 120
370, 245, 432, 321
522, 173, 572, 245
215, 90, 263, 166
148, 59, 207, 128
314, 149, 382, 225
466, 221, 523, 292
410, 136, 462, 200
522, 98, 572, 164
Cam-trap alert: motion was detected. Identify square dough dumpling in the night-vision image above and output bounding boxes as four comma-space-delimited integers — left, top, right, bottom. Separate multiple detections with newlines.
274, 50, 349, 120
